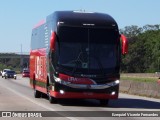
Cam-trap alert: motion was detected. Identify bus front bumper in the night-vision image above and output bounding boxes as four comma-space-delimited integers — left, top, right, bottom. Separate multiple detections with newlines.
50, 91, 118, 99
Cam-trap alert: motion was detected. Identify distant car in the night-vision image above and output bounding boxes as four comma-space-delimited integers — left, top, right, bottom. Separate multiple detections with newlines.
1, 69, 11, 78
22, 70, 30, 77
4, 70, 17, 79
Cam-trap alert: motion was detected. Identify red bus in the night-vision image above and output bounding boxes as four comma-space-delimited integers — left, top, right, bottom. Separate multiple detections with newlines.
30, 11, 128, 105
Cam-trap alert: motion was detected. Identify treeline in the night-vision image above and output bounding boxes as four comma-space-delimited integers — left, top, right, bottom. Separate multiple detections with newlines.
0, 57, 20, 72
120, 24, 160, 73
0, 53, 28, 72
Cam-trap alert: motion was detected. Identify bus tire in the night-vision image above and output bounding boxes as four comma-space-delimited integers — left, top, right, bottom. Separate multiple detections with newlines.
100, 99, 109, 106
33, 78, 41, 98
47, 77, 57, 103
34, 89, 41, 98
48, 92, 57, 104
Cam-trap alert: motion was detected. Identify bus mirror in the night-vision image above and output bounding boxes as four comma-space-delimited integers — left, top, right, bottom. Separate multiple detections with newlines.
121, 34, 128, 55
50, 32, 56, 51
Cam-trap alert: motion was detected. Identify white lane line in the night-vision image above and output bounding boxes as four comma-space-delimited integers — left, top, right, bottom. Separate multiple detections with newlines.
3, 85, 78, 120
3, 85, 56, 111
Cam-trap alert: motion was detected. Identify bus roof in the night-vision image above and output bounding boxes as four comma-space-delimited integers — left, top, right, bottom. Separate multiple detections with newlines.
47, 11, 118, 28
33, 19, 46, 29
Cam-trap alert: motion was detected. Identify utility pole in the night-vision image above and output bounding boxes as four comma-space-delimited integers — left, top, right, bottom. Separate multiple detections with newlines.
20, 44, 23, 72
21, 44, 22, 55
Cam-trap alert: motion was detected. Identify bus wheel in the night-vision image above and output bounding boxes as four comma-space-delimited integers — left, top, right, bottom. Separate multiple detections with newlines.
48, 92, 57, 104
34, 89, 41, 98
99, 99, 109, 106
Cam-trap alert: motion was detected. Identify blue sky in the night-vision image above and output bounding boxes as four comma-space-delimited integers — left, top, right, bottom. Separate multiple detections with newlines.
0, 0, 160, 53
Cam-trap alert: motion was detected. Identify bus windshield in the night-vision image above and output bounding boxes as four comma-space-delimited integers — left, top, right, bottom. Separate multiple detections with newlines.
56, 26, 120, 75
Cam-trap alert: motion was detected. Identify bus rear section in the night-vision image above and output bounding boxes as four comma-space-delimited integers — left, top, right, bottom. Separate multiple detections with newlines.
30, 11, 128, 106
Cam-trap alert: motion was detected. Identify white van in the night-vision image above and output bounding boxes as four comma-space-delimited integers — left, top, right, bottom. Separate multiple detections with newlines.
1, 69, 11, 78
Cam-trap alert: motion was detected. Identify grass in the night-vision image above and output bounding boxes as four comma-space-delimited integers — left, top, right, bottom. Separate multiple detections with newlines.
120, 76, 158, 83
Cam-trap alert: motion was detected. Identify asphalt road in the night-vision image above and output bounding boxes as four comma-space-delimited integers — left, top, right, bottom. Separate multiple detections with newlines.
0, 75, 160, 120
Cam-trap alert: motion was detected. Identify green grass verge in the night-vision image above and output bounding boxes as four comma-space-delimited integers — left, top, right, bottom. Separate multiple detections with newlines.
120, 76, 158, 83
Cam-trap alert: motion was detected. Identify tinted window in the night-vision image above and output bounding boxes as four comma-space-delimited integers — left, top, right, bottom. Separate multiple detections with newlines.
31, 24, 46, 50
55, 26, 120, 74
7, 71, 15, 74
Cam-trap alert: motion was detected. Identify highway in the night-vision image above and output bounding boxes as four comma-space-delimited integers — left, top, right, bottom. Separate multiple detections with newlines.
0, 75, 160, 120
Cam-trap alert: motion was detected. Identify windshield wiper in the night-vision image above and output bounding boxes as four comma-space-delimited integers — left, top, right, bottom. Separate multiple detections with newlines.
71, 46, 106, 77
71, 58, 83, 76
71, 45, 85, 76
91, 55, 106, 77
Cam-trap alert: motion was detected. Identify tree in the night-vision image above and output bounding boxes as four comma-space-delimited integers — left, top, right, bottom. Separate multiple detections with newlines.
121, 24, 160, 73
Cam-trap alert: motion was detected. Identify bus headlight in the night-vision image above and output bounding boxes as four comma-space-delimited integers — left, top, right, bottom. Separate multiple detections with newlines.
55, 77, 61, 82
111, 91, 116, 95
54, 76, 71, 85
115, 80, 120, 84
60, 90, 65, 94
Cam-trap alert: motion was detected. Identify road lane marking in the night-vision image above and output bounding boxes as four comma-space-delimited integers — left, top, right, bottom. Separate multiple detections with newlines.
1, 84, 78, 120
